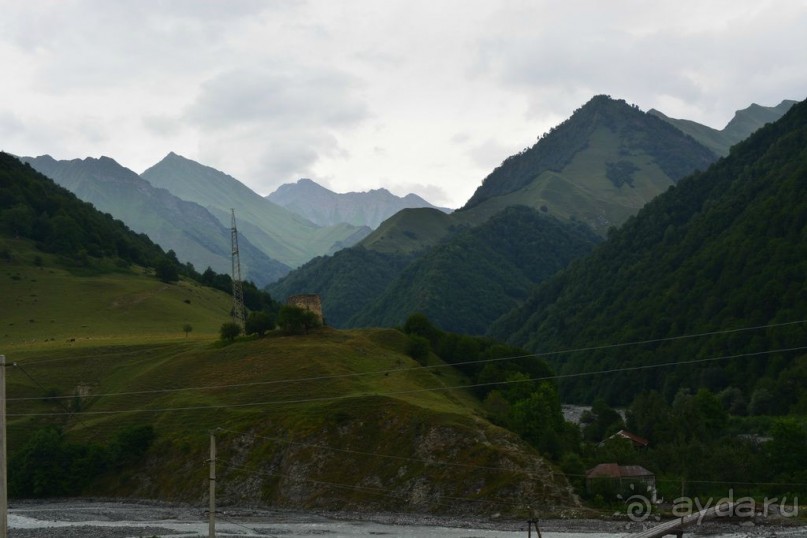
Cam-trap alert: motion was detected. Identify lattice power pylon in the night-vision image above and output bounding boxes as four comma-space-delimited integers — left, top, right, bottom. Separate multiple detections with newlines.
230, 208, 246, 328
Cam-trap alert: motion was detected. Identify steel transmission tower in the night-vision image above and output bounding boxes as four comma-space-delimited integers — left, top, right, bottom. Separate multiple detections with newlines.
230, 209, 246, 328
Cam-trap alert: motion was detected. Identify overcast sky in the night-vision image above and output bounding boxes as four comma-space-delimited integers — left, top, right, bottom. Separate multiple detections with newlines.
2, 1, 805, 208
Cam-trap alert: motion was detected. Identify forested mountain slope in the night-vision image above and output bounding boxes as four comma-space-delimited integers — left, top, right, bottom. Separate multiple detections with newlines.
2, 152, 169, 270
21, 154, 288, 286
490, 98, 807, 406
350, 207, 600, 334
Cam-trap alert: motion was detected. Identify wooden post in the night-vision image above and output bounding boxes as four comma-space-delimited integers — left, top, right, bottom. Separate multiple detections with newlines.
209, 431, 216, 538
527, 518, 542, 537
0, 355, 7, 538
526, 505, 542, 538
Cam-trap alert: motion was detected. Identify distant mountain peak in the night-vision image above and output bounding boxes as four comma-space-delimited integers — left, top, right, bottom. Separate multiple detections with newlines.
649, 99, 797, 156
461, 93, 716, 218
267, 178, 448, 229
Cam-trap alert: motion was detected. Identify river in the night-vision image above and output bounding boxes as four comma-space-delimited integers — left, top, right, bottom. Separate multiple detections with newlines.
6, 500, 797, 537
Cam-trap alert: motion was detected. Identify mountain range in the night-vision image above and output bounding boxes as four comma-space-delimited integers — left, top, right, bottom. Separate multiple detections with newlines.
268, 95, 795, 332
14, 95, 796, 310
141, 153, 373, 268
649, 99, 798, 156
490, 97, 807, 406
19, 154, 290, 286
267, 177, 450, 228
19, 151, 452, 287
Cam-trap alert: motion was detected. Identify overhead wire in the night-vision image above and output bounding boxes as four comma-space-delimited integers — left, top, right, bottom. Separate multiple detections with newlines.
5, 325, 806, 507
7, 319, 806, 403
7, 344, 807, 417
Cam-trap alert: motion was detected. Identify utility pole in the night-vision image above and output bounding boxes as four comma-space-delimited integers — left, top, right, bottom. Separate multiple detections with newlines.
1, 355, 7, 538
230, 209, 246, 330
526, 505, 541, 538
209, 431, 216, 538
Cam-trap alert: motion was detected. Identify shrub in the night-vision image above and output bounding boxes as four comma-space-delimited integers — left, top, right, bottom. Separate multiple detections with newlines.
219, 321, 242, 341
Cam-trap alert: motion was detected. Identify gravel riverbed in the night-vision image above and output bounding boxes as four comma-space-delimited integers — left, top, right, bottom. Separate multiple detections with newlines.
6, 499, 804, 537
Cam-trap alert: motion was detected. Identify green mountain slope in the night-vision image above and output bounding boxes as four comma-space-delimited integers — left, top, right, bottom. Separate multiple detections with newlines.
20, 155, 289, 286
267, 246, 414, 326
489, 98, 807, 406
141, 153, 371, 268
356, 207, 457, 254
270, 95, 719, 332
461, 95, 718, 234
350, 206, 600, 334
266, 207, 458, 323
1, 152, 166, 271
0, 239, 232, 346
649, 99, 797, 156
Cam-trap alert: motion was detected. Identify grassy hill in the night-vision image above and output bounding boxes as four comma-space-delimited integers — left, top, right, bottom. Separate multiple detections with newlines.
6, 324, 576, 515
1, 239, 231, 347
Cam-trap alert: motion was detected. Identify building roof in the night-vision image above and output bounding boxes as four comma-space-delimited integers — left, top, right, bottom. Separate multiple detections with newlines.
586, 463, 654, 479
611, 429, 650, 448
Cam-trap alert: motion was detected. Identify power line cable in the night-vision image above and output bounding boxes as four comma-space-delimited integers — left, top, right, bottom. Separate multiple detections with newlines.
8, 345, 807, 417
8, 319, 805, 402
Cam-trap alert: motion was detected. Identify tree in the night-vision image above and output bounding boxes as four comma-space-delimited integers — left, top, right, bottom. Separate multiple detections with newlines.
507, 382, 565, 459
155, 258, 179, 283
767, 419, 807, 480
245, 311, 275, 337
219, 321, 242, 342
626, 390, 677, 444
278, 305, 320, 335
406, 334, 430, 365
581, 399, 625, 443
182, 323, 193, 337
109, 425, 155, 467
403, 312, 442, 346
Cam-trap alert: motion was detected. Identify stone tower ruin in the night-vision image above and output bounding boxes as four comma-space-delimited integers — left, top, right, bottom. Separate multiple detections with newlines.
286, 294, 324, 325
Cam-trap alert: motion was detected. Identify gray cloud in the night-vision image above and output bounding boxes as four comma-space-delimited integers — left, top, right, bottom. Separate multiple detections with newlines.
184, 66, 370, 187
186, 68, 368, 129
471, 1, 807, 127
1, 0, 805, 208
0, 110, 24, 138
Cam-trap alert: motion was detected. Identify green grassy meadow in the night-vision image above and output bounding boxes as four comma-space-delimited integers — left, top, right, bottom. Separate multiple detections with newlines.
2, 241, 230, 347
1, 240, 569, 513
